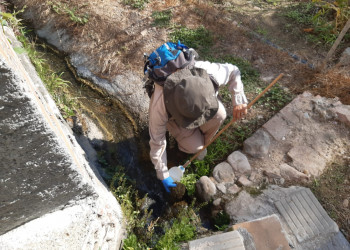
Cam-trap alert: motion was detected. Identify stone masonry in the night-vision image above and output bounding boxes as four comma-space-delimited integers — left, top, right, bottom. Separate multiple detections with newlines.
0, 26, 124, 249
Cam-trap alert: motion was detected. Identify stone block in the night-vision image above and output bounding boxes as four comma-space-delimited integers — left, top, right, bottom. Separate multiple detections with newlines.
275, 189, 338, 243
188, 230, 245, 250
216, 183, 227, 194
227, 151, 251, 175
263, 114, 291, 141
232, 214, 290, 250
243, 129, 270, 159
279, 105, 300, 125
213, 162, 235, 183
287, 146, 326, 176
227, 184, 241, 195
279, 163, 309, 182
0, 27, 124, 248
237, 176, 253, 187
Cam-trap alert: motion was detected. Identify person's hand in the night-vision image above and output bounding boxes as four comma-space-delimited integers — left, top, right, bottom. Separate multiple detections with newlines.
162, 176, 177, 193
233, 104, 248, 120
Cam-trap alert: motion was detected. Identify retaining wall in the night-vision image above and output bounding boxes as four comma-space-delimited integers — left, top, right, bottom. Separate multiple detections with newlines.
0, 26, 124, 249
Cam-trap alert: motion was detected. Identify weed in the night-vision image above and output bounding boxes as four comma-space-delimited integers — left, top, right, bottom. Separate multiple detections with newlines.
152, 10, 172, 27
123, 0, 149, 10
284, 1, 350, 45
170, 25, 213, 55
155, 208, 199, 250
257, 84, 293, 111
110, 166, 152, 237
213, 211, 230, 231
256, 27, 268, 37
48, 1, 88, 25
12, 19, 77, 119
180, 173, 197, 196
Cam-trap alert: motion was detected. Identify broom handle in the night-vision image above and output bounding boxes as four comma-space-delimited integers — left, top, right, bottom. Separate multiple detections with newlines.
183, 73, 284, 168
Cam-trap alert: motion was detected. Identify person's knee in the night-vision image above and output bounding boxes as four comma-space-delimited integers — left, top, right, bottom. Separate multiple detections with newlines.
178, 139, 204, 154
216, 103, 227, 123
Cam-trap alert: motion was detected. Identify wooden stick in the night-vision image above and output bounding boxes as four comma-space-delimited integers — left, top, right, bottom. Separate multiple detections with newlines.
183, 73, 284, 168
320, 18, 350, 71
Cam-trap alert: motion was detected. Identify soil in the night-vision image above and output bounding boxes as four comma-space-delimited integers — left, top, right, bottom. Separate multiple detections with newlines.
3, 0, 350, 244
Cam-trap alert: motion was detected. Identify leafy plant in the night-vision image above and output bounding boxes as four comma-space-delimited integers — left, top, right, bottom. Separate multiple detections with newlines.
152, 10, 172, 27
258, 84, 293, 111
213, 211, 230, 231
155, 209, 198, 250
180, 173, 197, 196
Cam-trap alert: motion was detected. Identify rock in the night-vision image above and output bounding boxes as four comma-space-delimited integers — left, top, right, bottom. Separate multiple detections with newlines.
227, 184, 241, 195
196, 176, 217, 202
213, 198, 222, 207
279, 163, 309, 182
227, 151, 251, 175
338, 47, 350, 66
213, 162, 235, 183
243, 129, 270, 158
331, 106, 350, 127
287, 145, 327, 176
237, 176, 253, 187
343, 199, 349, 208
263, 114, 291, 141
216, 183, 227, 194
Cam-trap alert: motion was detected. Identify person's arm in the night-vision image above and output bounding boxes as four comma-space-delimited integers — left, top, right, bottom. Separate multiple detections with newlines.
194, 61, 248, 119
149, 84, 170, 180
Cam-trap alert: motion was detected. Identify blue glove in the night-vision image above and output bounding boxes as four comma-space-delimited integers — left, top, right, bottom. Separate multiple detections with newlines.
162, 176, 177, 193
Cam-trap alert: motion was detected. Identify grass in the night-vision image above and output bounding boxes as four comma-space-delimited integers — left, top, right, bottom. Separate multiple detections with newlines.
3, 10, 77, 119
170, 25, 214, 56
47, 1, 89, 25
152, 10, 172, 27
284, 1, 350, 46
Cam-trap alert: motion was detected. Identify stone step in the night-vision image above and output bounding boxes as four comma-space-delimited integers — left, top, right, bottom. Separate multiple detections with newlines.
232, 214, 291, 250
275, 189, 339, 243
188, 230, 245, 250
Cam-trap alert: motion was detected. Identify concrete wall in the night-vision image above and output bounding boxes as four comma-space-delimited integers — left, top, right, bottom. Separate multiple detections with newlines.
0, 26, 124, 249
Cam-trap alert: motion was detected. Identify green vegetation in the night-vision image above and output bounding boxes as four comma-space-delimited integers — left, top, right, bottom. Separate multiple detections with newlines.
3, 10, 77, 119
155, 209, 198, 249
48, 1, 89, 25
152, 10, 172, 27
170, 25, 214, 55
123, 0, 149, 10
109, 163, 200, 249
16, 30, 76, 119
213, 211, 230, 231
284, 1, 350, 45
258, 84, 293, 111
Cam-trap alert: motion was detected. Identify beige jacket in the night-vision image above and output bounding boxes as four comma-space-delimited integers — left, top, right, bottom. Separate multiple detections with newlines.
149, 61, 248, 180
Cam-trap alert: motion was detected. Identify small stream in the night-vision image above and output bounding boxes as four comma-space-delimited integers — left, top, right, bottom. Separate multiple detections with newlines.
36, 42, 169, 217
